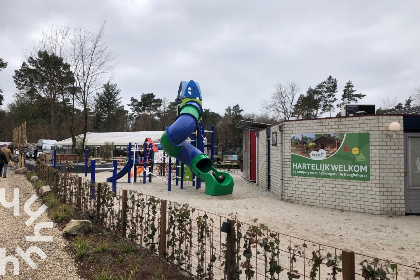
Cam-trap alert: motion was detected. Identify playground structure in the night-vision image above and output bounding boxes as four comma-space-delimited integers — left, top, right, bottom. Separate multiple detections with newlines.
161, 80, 234, 196
58, 140, 158, 195
104, 139, 158, 184
46, 137, 164, 194
39, 81, 232, 196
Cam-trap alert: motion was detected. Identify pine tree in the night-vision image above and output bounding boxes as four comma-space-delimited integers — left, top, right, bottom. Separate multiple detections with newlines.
0, 58, 7, 106
13, 51, 75, 139
93, 82, 127, 132
338, 80, 366, 108
293, 88, 323, 119
321, 76, 338, 117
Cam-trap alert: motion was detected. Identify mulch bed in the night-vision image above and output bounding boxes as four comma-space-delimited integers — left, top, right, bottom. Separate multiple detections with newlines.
62, 218, 193, 280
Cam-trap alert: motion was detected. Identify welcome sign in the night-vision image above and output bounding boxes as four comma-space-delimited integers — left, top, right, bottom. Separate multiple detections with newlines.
291, 132, 370, 181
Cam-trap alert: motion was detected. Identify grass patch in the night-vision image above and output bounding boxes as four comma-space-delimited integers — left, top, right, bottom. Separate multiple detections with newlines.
73, 236, 90, 260
94, 241, 110, 254
26, 172, 37, 180
122, 263, 138, 280
44, 192, 61, 209
116, 240, 135, 254
97, 267, 114, 280
152, 268, 163, 280
33, 180, 44, 190
116, 254, 125, 263
27, 172, 44, 190
50, 204, 75, 222
67, 228, 193, 280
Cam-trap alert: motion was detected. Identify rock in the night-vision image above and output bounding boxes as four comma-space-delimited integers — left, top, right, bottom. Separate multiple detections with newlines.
63, 220, 92, 236
14, 167, 28, 174
39, 185, 52, 196
30, 176, 39, 182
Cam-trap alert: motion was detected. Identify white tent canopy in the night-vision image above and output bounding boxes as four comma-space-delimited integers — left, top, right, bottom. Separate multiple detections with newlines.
56, 131, 164, 147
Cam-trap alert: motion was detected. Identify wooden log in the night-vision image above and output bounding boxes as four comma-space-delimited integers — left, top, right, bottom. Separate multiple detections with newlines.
121, 190, 128, 238
159, 200, 167, 258
342, 250, 355, 280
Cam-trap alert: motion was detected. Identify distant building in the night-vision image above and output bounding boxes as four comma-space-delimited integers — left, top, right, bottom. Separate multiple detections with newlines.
313, 136, 341, 151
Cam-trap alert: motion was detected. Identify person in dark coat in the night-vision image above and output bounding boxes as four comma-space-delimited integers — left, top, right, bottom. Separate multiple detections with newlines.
0, 147, 8, 178
33, 147, 38, 161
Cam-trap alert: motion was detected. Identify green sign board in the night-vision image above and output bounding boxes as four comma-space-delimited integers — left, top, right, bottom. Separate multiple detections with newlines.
291, 132, 370, 181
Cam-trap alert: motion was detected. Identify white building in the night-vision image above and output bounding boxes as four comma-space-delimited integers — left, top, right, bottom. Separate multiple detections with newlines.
250, 115, 420, 215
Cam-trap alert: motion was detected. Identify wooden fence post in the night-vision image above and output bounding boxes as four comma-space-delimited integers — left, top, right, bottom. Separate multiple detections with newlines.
121, 190, 128, 239
55, 172, 59, 188
159, 200, 167, 258
96, 183, 102, 221
63, 173, 67, 204
77, 176, 82, 212
224, 219, 236, 280
342, 250, 355, 280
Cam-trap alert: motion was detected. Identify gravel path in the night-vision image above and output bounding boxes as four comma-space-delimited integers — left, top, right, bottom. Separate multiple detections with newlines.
0, 170, 81, 279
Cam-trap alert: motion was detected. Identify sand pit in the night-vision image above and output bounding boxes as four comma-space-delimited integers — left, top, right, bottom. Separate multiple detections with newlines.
88, 170, 420, 268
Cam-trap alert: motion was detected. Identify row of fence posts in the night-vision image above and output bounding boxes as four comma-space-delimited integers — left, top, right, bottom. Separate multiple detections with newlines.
221, 220, 357, 280
58, 174, 162, 250
57, 172, 357, 280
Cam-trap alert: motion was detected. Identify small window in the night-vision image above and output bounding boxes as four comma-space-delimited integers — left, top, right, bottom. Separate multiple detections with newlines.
272, 132, 277, 146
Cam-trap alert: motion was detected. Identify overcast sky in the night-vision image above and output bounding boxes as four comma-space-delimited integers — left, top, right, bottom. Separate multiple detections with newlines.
1, 0, 420, 116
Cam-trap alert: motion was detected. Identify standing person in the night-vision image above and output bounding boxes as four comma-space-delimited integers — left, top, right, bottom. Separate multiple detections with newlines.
33, 147, 38, 161
0, 147, 8, 178
2, 144, 13, 178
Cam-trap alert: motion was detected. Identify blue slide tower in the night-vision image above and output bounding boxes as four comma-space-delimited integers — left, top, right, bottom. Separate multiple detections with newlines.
160, 80, 234, 195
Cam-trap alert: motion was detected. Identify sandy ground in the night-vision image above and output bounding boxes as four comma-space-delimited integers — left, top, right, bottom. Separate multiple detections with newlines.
87, 169, 420, 270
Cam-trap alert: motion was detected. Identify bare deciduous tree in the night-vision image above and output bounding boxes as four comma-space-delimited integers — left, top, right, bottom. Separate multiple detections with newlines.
26, 23, 115, 149
379, 97, 400, 110
26, 25, 80, 146
413, 87, 420, 106
262, 82, 300, 121
242, 113, 276, 125
69, 22, 116, 150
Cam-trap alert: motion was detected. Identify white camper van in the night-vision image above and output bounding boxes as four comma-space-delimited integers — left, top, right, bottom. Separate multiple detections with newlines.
36, 139, 57, 153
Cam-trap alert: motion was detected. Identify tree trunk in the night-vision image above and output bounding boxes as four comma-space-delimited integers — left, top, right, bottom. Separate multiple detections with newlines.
50, 99, 56, 139
70, 95, 77, 150
82, 103, 88, 151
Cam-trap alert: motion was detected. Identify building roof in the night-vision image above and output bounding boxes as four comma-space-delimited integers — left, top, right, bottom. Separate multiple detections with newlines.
236, 120, 271, 130
313, 135, 341, 143
56, 131, 164, 146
